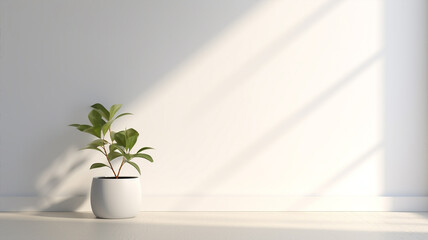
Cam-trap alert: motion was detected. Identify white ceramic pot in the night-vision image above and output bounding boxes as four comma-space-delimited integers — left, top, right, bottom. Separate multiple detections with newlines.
90, 177, 141, 219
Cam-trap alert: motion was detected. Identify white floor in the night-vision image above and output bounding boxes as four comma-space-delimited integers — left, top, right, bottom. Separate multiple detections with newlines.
1, 212, 428, 240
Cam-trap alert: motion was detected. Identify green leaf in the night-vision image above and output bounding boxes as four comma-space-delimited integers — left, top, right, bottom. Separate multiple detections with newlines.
83, 139, 108, 154
90, 163, 110, 169
88, 110, 106, 128
125, 128, 139, 151
127, 161, 141, 175
69, 124, 92, 132
81, 145, 105, 154
87, 139, 108, 148
102, 119, 114, 136
133, 153, 153, 162
107, 151, 122, 161
77, 124, 92, 132
110, 143, 125, 155
137, 147, 154, 153
110, 131, 116, 142
114, 131, 126, 148
83, 126, 101, 138
123, 153, 132, 160
109, 104, 122, 120
91, 103, 110, 120
115, 113, 132, 119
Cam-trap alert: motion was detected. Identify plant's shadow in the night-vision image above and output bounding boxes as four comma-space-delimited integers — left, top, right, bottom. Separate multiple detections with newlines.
31, 211, 95, 219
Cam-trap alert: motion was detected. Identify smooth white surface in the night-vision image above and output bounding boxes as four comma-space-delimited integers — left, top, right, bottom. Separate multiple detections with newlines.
90, 177, 141, 218
0, 0, 427, 211
1, 212, 428, 240
3, 196, 428, 212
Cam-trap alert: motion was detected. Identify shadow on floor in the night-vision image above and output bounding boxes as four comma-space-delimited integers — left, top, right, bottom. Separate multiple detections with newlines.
30, 211, 95, 219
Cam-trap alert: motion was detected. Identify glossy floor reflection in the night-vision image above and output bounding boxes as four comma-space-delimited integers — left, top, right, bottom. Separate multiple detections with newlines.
1, 212, 428, 240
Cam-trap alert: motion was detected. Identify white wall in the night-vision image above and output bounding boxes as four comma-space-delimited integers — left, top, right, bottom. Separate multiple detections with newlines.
0, 0, 427, 211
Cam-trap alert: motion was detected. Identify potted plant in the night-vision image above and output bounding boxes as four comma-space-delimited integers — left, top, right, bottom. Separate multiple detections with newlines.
69, 103, 153, 219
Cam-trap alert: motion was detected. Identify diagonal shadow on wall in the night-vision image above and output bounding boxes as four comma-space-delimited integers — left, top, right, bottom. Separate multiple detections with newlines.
172, 51, 383, 210
0, 0, 264, 211
190, 0, 345, 118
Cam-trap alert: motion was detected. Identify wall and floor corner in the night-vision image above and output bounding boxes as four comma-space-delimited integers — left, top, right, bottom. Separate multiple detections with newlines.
0, 0, 427, 211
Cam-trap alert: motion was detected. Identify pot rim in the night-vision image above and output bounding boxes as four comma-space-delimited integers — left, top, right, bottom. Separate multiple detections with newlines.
93, 176, 139, 180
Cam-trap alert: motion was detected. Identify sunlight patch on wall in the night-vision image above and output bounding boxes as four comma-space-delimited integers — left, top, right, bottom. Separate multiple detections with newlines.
113, 0, 385, 201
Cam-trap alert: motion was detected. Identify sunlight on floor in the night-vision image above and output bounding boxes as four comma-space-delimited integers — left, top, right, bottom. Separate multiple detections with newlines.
1, 212, 428, 240
138, 212, 428, 233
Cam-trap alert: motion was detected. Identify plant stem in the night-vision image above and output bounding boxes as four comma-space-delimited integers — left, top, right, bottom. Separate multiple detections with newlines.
106, 128, 120, 178
101, 139, 117, 178
116, 157, 126, 178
